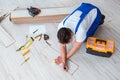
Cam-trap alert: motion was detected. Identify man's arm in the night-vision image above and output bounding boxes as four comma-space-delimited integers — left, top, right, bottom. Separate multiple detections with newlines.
67, 41, 83, 59
60, 44, 68, 71
60, 44, 67, 64
59, 41, 83, 71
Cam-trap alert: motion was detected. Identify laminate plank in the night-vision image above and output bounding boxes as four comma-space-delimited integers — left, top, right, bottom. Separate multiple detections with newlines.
0, 25, 15, 47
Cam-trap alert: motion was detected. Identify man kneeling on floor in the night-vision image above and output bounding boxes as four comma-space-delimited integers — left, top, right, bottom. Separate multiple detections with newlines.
55, 3, 105, 71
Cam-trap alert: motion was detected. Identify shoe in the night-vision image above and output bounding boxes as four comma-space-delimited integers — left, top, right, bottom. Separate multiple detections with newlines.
99, 14, 105, 25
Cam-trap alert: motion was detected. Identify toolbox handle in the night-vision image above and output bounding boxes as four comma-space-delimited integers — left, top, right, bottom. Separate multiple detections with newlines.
96, 39, 106, 44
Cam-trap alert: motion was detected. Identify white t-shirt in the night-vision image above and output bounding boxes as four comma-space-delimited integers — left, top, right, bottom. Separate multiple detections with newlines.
58, 8, 97, 42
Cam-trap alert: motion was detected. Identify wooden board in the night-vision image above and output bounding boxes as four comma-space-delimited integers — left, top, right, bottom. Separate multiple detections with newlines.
0, 25, 15, 47
10, 7, 76, 23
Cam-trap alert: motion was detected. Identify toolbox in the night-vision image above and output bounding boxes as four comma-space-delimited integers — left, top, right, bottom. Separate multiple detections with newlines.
86, 37, 115, 57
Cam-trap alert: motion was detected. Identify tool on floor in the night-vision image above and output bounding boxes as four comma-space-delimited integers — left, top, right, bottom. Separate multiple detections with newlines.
44, 34, 49, 40
43, 34, 59, 52
27, 6, 41, 17
25, 34, 28, 39
44, 34, 51, 46
21, 57, 30, 65
33, 29, 39, 34
16, 46, 25, 51
45, 40, 51, 46
35, 34, 42, 41
52, 59, 56, 63
25, 37, 34, 49
0, 13, 10, 23
86, 37, 115, 57
16, 37, 34, 51
22, 49, 30, 56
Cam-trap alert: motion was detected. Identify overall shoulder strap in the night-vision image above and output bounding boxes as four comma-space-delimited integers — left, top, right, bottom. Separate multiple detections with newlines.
75, 3, 99, 34
62, 3, 102, 34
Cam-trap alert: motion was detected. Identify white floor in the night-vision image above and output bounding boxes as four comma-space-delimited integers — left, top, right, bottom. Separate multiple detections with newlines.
0, 0, 120, 80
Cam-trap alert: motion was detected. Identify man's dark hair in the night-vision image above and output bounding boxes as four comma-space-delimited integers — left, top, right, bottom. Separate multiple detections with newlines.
57, 27, 72, 44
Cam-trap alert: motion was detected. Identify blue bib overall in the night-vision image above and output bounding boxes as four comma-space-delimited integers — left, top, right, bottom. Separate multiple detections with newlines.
63, 3, 102, 41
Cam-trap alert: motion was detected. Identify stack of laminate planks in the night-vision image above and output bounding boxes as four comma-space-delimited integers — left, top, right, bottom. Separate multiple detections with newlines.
10, 7, 76, 23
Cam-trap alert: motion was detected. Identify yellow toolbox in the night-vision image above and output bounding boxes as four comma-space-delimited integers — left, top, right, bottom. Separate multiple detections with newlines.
86, 37, 115, 57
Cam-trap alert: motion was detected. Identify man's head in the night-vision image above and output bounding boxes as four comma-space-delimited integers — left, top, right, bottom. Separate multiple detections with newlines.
57, 27, 73, 44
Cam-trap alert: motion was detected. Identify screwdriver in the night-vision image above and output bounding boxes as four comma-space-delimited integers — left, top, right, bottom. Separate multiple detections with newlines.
21, 57, 30, 65
16, 37, 34, 51
22, 49, 30, 56
16, 46, 25, 51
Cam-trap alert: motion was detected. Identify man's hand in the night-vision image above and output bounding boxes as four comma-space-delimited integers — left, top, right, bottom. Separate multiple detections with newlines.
62, 62, 68, 71
54, 56, 62, 65
54, 56, 69, 71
